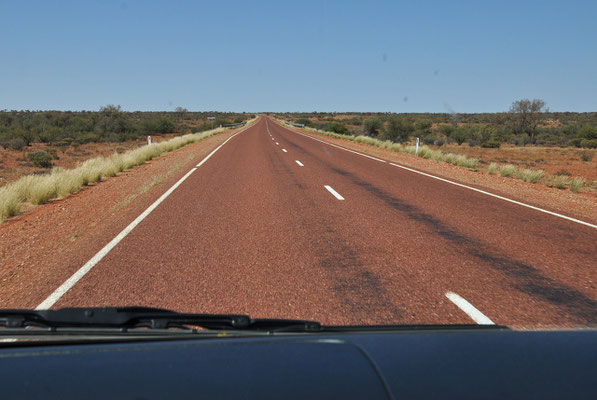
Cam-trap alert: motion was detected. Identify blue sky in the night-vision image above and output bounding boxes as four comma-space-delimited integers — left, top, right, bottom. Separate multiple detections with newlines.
1, 0, 596, 112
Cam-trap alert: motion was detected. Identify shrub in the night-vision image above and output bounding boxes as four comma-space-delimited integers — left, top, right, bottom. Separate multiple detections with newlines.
468, 138, 480, 147
434, 138, 446, 147
514, 133, 531, 146
451, 128, 468, 145
421, 136, 435, 145
384, 117, 414, 143
362, 117, 383, 136
498, 164, 517, 177
580, 151, 594, 162
46, 148, 59, 160
515, 168, 544, 183
581, 139, 597, 149
555, 169, 571, 176
27, 151, 53, 168
487, 163, 499, 174
481, 140, 501, 148
296, 118, 312, 127
326, 122, 349, 135
569, 177, 585, 193
548, 175, 570, 189
9, 137, 26, 150
568, 137, 584, 148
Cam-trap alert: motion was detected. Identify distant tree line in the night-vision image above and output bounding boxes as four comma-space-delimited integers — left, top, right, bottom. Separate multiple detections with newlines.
0, 106, 254, 151
286, 100, 597, 149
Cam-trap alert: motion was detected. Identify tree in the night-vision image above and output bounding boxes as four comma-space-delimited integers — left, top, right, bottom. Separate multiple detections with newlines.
326, 122, 349, 135
450, 127, 469, 145
175, 107, 188, 120
509, 98, 547, 142
384, 117, 414, 143
362, 117, 383, 137
100, 104, 122, 115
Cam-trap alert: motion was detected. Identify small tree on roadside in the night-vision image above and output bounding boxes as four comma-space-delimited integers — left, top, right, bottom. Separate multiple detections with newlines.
175, 107, 188, 120
384, 117, 414, 143
362, 117, 383, 137
509, 98, 547, 143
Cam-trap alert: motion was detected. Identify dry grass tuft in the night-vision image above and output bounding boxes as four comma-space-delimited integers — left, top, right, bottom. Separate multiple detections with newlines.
569, 177, 585, 193
498, 164, 517, 177
515, 168, 544, 183
548, 175, 571, 189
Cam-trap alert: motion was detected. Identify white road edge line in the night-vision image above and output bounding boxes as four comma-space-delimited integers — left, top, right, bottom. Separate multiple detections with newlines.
388, 163, 597, 229
35, 125, 250, 310
445, 291, 495, 325
295, 160, 304, 167
280, 123, 386, 163
325, 185, 345, 200
282, 149, 287, 153
274, 120, 597, 230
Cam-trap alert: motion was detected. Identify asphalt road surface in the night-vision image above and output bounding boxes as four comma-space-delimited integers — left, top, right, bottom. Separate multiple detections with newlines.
40, 117, 597, 327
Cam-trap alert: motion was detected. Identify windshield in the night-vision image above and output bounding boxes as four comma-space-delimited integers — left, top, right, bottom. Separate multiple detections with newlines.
0, 1, 595, 332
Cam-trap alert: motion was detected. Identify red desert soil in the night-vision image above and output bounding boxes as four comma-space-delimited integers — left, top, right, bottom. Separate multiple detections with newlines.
0, 134, 179, 187
429, 144, 597, 183
0, 128, 239, 308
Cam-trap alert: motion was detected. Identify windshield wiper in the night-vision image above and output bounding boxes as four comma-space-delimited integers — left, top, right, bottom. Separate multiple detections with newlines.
0, 307, 509, 336
0, 307, 321, 333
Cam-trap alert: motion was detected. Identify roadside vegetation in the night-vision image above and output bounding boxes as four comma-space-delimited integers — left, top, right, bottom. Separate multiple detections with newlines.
276, 99, 597, 150
0, 118, 255, 223
0, 105, 255, 151
275, 100, 597, 196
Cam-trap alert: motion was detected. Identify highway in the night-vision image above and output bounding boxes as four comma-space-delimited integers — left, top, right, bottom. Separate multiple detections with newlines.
34, 116, 597, 326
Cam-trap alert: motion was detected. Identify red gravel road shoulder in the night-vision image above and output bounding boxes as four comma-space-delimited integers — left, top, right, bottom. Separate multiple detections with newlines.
0, 128, 240, 308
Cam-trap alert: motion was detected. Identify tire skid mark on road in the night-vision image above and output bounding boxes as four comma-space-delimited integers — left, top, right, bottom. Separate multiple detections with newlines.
269, 146, 403, 323
271, 128, 597, 322
326, 163, 597, 323
274, 119, 597, 230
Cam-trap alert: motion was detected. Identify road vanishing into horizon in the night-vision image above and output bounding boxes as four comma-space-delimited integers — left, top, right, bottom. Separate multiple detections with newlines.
37, 116, 597, 327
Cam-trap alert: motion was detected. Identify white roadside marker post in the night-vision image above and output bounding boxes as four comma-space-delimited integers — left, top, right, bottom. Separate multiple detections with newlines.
148, 136, 152, 145
415, 137, 419, 156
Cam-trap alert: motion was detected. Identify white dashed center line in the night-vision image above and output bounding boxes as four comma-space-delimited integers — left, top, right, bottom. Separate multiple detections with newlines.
445, 291, 495, 325
282, 149, 287, 153
324, 185, 344, 200
276, 142, 279, 145
295, 160, 304, 167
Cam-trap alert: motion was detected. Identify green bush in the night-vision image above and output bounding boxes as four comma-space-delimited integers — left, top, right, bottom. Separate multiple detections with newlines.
434, 138, 446, 147
9, 137, 26, 150
296, 118, 312, 126
578, 124, 597, 140
362, 117, 383, 137
481, 140, 501, 148
422, 136, 435, 145
27, 151, 53, 168
580, 151, 594, 162
581, 139, 597, 149
450, 128, 468, 145
514, 133, 531, 146
384, 117, 414, 143
46, 148, 59, 160
568, 137, 583, 147
326, 122, 349, 135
